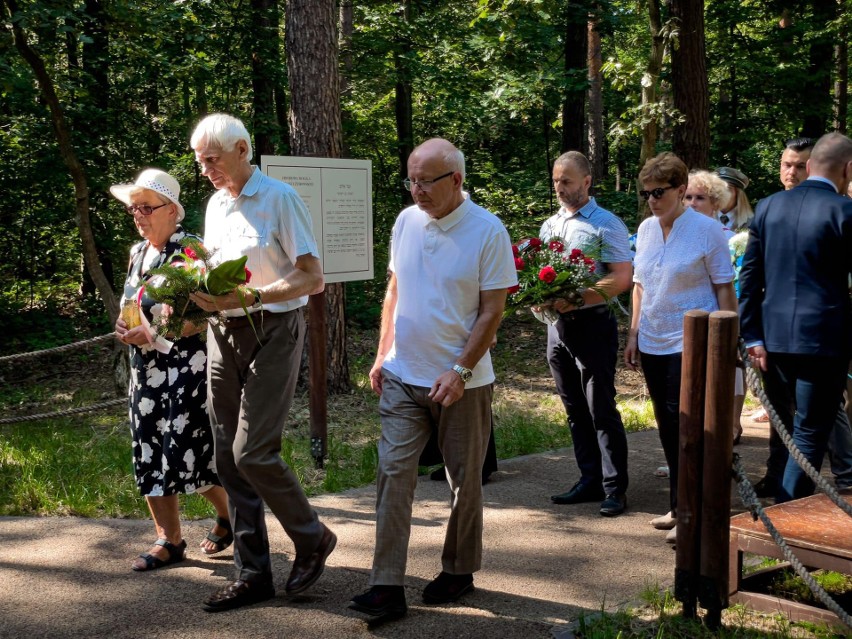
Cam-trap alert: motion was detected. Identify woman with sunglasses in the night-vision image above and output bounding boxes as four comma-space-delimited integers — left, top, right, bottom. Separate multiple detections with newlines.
624, 153, 736, 543
112, 169, 232, 571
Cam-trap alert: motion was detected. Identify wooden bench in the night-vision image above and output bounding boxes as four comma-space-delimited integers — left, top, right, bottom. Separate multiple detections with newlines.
728, 493, 852, 629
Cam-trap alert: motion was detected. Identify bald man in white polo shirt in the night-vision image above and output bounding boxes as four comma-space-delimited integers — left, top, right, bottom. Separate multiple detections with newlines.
349, 139, 517, 620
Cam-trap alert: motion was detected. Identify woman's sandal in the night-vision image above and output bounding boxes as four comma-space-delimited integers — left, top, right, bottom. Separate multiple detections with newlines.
201, 516, 234, 555
132, 539, 187, 572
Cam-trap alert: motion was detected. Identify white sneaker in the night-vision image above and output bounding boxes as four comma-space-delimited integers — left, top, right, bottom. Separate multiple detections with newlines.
650, 511, 676, 530
665, 526, 677, 544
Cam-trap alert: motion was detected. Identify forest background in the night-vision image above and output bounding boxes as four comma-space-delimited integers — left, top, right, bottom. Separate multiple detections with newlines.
1, 0, 849, 371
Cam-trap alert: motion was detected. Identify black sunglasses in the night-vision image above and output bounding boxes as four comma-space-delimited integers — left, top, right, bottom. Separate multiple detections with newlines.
125, 202, 170, 216
639, 186, 676, 201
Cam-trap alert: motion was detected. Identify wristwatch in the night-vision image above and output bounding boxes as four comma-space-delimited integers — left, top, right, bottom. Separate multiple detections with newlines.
452, 364, 473, 383
249, 287, 263, 310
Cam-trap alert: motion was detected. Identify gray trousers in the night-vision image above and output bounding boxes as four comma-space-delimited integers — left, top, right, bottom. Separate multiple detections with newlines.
207, 309, 323, 583
370, 369, 492, 586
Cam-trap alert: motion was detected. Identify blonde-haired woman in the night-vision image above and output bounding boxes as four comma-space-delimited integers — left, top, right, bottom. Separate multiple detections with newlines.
684, 170, 733, 235
716, 167, 754, 231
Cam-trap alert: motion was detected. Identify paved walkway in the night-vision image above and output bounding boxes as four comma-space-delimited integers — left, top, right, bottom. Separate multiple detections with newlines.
0, 419, 773, 639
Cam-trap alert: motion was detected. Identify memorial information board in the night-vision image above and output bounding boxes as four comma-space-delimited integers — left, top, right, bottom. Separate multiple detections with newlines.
261, 156, 373, 283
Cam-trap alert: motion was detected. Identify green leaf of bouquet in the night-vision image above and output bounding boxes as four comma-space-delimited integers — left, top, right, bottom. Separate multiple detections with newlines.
204, 255, 248, 296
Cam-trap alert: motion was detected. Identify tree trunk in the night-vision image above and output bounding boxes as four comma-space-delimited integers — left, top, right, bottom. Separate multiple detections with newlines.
339, 0, 354, 157
395, 1, 414, 206
586, 15, 604, 184
251, 0, 281, 156
670, 0, 710, 169
637, 0, 664, 216
286, 0, 349, 394
833, 0, 848, 134
561, 4, 588, 152
2, 0, 118, 322
802, 0, 835, 137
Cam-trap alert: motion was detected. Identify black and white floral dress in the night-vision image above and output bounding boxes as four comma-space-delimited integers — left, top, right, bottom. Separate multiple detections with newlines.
121, 227, 219, 497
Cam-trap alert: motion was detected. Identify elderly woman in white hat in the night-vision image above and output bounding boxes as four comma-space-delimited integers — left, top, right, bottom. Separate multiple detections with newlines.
112, 168, 232, 571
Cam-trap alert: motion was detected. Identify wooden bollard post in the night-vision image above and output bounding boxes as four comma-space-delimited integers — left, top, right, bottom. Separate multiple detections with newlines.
674, 310, 710, 618
699, 310, 738, 629
308, 291, 328, 469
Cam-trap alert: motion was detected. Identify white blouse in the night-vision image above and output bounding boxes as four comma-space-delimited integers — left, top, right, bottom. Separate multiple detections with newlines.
633, 207, 734, 355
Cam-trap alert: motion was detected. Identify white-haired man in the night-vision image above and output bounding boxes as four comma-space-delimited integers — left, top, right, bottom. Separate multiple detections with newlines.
189, 113, 336, 611
349, 138, 516, 620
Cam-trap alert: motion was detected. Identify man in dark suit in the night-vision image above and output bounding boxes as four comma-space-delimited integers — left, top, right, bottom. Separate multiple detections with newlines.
740, 132, 852, 503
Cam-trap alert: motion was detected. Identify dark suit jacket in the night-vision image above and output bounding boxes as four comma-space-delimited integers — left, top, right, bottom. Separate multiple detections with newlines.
739, 179, 852, 358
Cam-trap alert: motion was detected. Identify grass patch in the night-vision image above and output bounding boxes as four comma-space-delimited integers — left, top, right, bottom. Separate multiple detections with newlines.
0, 321, 659, 518
571, 584, 846, 638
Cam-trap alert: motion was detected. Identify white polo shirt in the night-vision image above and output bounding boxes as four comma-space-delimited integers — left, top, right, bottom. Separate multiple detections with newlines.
382, 197, 517, 389
203, 167, 319, 316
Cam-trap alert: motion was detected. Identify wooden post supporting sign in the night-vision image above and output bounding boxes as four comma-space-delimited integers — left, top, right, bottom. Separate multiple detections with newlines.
308, 291, 328, 468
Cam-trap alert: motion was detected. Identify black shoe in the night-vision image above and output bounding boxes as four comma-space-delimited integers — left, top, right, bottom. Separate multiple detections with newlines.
202, 579, 275, 612
550, 481, 605, 505
349, 586, 407, 618
600, 493, 627, 517
422, 571, 474, 604
753, 476, 777, 498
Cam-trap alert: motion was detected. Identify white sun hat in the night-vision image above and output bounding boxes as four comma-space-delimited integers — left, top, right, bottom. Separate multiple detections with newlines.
109, 168, 186, 222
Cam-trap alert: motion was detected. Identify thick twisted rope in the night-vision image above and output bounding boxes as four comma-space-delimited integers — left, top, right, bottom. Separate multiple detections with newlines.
739, 342, 852, 519
732, 455, 852, 629
0, 398, 127, 425
0, 334, 114, 364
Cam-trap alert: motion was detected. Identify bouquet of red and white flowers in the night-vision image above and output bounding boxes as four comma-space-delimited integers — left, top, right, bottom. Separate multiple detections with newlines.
143, 238, 256, 337
503, 236, 605, 323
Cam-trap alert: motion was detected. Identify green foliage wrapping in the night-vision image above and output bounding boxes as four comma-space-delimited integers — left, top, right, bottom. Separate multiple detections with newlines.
144, 238, 249, 338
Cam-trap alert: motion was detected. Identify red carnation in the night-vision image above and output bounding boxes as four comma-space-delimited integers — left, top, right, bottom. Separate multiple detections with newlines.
244, 267, 252, 284
514, 257, 525, 270
529, 238, 543, 250
507, 284, 520, 294
184, 247, 198, 260
512, 244, 520, 256
548, 240, 564, 253
538, 265, 557, 283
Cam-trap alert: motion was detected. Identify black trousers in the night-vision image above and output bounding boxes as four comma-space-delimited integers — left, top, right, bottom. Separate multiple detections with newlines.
547, 306, 629, 495
639, 351, 682, 513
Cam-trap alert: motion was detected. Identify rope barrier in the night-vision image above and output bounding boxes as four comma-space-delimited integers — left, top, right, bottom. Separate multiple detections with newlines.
0, 333, 114, 363
0, 398, 127, 425
739, 342, 852, 519
733, 455, 852, 629
732, 342, 851, 628
0, 333, 124, 424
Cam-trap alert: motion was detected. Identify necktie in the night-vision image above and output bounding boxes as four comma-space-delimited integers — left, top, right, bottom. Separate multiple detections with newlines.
720, 214, 729, 227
